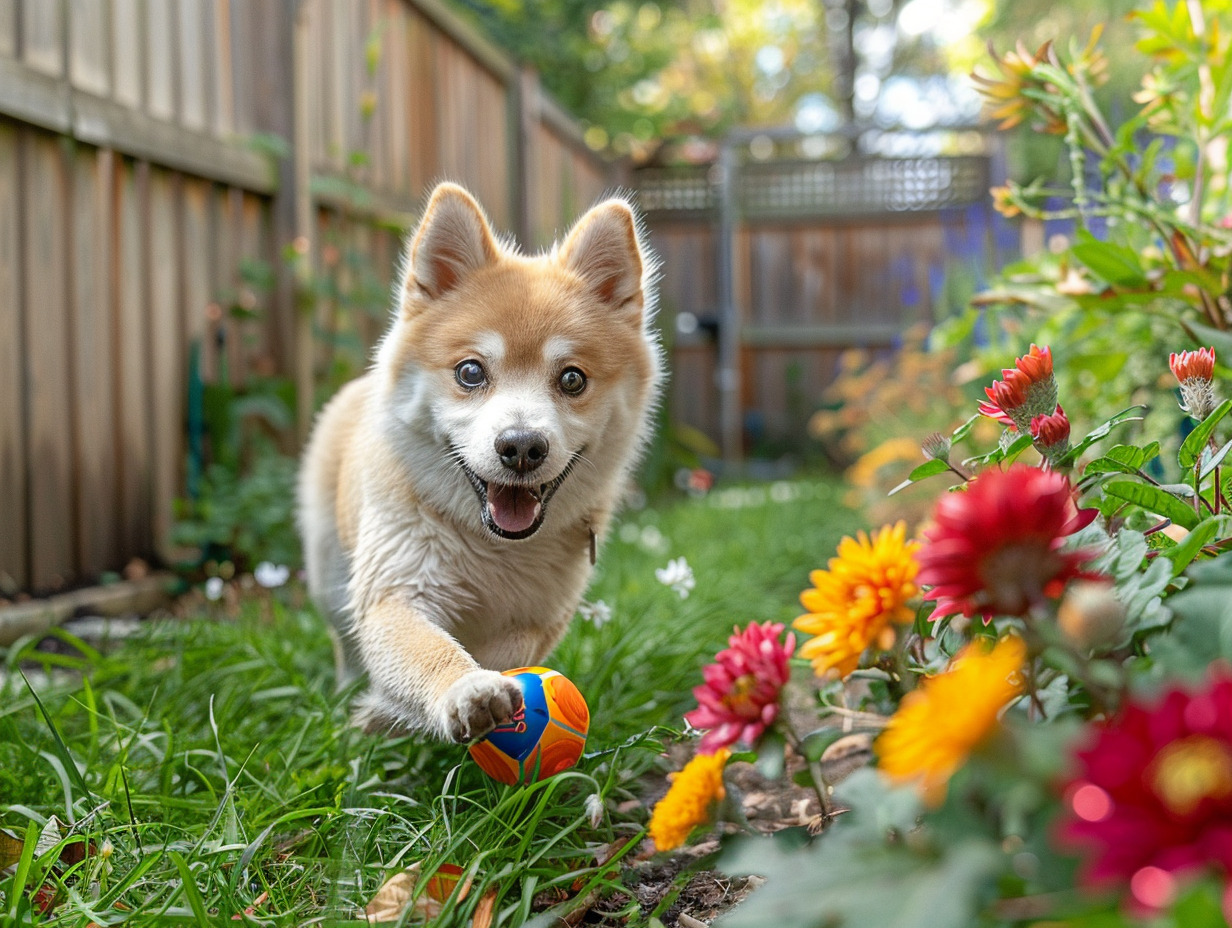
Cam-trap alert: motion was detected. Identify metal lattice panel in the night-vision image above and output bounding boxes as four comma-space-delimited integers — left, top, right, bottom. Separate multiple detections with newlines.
635, 155, 989, 218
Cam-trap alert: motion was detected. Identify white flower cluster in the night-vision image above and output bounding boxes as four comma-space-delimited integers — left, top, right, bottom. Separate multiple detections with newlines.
656, 557, 695, 600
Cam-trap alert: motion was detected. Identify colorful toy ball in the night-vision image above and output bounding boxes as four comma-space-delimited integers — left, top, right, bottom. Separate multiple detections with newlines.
468, 667, 589, 785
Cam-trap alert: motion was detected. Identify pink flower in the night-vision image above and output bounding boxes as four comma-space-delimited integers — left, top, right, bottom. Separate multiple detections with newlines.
916, 465, 1099, 625
685, 621, 795, 755
1030, 405, 1071, 463
978, 345, 1059, 431
1057, 670, 1232, 913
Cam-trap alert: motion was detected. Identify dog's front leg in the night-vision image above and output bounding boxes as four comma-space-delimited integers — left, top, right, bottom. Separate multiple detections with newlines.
352, 593, 524, 742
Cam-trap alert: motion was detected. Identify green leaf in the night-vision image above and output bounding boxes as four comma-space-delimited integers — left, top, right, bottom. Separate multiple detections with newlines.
1084, 442, 1160, 476
1102, 479, 1200, 529
172, 852, 212, 924
1071, 238, 1147, 287
1057, 407, 1145, 466
963, 432, 1033, 469
1179, 319, 1232, 360
1200, 438, 1232, 480
798, 727, 850, 763
1168, 518, 1220, 577
889, 459, 950, 496
1179, 398, 1232, 469
949, 413, 981, 444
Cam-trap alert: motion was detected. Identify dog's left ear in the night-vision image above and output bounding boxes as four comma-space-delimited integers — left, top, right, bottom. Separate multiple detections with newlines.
558, 199, 645, 318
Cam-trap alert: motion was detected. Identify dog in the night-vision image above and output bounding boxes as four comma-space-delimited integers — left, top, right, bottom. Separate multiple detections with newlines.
297, 182, 663, 742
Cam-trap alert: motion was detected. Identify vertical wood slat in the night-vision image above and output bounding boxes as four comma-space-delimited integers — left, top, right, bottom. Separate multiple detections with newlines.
21, 0, 64, 76
70, 146, 118, 577
0, 123, 26, 591
111, 0, 145, 110
23, 131, 75, 591
148, 169, 181, 561
177, 0, 208, 131
113, 157, 153, 559
0, 0, 16, 59
211, 0, 233, 135
145, 0, 177, 121
69, 0, 112, 97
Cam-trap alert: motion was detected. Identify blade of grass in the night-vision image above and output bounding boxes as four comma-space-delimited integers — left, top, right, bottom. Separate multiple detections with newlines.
21, 670, 95, 808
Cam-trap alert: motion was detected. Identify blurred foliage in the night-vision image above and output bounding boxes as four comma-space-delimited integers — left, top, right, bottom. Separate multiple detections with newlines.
809, 326, 1003, 524
448, 0, 989, 158
948, 0, 1232, 439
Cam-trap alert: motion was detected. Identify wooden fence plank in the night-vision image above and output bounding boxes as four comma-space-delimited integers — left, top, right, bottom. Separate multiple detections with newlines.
69, 0, 112, 97
21, 0, 63, 77
23, 131, 75, 591
177, 0, 208, 131
70, 146, 119, 577
145, 0, 177, 121
385, 0, 409, 196
211, 0, 233, 135
111, 0, 144, 110
113, 158, 153, 557
0, 123, 26, 591
147, 169, 182, 561
0, 0, 15, 59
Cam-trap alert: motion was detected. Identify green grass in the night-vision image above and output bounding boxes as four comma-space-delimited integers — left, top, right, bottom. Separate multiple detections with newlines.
0, 476, 852, 926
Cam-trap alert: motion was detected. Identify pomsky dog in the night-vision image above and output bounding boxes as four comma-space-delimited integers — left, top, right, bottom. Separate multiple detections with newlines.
298, 182, 663, 742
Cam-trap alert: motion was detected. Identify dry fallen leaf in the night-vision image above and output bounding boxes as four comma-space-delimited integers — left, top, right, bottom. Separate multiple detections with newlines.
363, 861, 475, 923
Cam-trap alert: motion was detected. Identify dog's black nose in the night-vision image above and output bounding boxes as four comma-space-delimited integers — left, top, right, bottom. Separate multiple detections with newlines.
495, 429, 549, 474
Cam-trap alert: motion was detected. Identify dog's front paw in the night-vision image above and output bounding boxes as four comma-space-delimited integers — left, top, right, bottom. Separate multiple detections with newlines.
442, 671, 524, 743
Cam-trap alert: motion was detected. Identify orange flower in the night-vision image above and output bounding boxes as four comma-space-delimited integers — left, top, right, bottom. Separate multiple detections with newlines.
794, 522, 921, 679
1170, 347, 1217, 419
648, 749, 730, 852
977, 344, 1059, 431
875, 635, 1026, 802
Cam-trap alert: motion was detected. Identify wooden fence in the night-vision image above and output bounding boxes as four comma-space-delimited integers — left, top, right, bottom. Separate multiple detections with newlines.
0, 0, 614, 595
633, 138, 1004, 460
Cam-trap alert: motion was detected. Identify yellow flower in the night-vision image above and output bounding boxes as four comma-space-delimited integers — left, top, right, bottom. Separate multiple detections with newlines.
793, 522, 921, 679
875, 635, 1026, 803
648, 749, 730, 852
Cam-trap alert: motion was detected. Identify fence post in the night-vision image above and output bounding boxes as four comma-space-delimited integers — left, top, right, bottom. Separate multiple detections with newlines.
510, 66, 540, 247
715, 140, 743, 466
290, 0, 315, 446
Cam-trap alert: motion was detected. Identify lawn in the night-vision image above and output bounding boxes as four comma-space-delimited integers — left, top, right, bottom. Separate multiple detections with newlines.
0, 476, 851, 926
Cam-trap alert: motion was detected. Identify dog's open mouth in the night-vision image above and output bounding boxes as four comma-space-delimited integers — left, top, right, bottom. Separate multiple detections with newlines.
456, 453, 580, 540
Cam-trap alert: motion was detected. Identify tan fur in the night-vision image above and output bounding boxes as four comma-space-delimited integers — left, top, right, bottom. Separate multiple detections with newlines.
297, 182, 663, 741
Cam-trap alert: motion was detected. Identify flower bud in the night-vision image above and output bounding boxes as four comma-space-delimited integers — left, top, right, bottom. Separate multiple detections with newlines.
1057, 581, 1124, 650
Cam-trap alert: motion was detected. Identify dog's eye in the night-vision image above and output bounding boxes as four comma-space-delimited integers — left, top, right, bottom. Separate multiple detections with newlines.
455, 360, 487, 389
558, 367, 587, 396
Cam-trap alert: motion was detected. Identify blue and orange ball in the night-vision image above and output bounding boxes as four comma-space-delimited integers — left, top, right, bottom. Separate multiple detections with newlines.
467, 667, 589, 785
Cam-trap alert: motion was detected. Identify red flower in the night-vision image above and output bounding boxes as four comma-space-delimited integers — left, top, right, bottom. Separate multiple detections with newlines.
685, 621, 795, 755
1057, 671, 1232, 912
1170, 347, 1216, 384
916, 465, 1098, 624
1170, 347, 1218, 419
978, 345, 1059, 431
1030, 405, 1071, 462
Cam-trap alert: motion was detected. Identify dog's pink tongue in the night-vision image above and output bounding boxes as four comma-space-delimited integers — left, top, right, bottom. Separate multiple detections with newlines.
488, 484, 541, 534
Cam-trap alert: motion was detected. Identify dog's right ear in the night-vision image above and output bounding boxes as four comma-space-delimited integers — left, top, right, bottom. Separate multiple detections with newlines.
403, 183, 499, 307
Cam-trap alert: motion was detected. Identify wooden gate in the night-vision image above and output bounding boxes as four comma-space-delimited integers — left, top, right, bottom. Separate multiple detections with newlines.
635, 132, 999, 462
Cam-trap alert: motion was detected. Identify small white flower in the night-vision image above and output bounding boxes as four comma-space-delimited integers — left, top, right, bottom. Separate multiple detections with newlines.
254, 562, 290, 589
204, 577, 225, 601
655, 557, 695, 599
584, 793, 605, 829
578, 600, 613, 629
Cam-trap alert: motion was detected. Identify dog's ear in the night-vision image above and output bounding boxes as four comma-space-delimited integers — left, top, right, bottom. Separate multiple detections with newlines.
404, 183, 499, 304
558, 199, 645, 317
